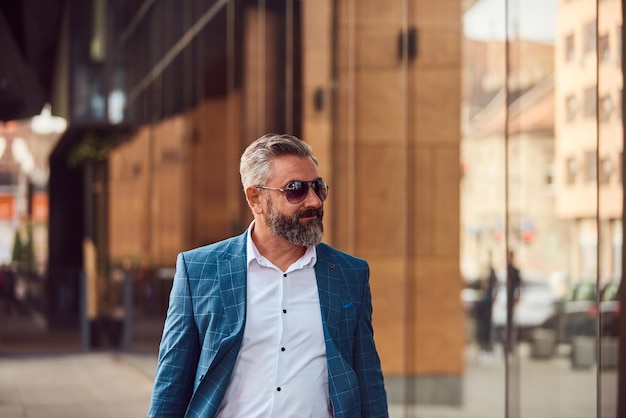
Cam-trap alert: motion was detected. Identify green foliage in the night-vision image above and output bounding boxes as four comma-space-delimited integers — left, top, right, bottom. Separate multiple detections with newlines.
11, 224, 35, 273
11, 230, 23, 264
68, 133, 117, 167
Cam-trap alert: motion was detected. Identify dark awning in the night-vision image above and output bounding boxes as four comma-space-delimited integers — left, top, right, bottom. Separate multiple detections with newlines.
0, 0, 65, 121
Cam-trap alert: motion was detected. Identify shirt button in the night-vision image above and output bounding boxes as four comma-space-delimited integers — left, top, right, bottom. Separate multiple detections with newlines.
277, 387, 281, 391
281, 347, 286, 351
283, 273, 287, 277
282, 309, 287, 314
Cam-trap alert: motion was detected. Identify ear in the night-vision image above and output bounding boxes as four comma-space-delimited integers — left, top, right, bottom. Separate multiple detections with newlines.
245, 186, 264, 215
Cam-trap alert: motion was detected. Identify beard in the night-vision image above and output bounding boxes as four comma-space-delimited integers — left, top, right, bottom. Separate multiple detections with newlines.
265, 197, 324, 247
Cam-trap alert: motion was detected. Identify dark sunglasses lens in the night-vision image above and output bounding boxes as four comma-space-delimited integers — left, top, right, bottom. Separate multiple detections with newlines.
285, 181, 308, 203
312, 180, 328, 202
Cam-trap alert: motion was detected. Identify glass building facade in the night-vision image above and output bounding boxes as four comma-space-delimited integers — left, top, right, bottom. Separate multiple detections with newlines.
0, 0, 623, 416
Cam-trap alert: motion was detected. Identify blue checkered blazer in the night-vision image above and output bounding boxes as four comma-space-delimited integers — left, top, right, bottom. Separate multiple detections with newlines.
148, 230, 388, 418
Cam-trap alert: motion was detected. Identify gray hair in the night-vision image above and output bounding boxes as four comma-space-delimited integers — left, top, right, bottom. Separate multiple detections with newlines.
239, 133, 318, 189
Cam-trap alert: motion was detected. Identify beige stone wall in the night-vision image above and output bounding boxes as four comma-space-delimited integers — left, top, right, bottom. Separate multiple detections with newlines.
149, 117, 188, 266
186, 95, 245, 248
109, 0, 465, 382
109, 94, 244, 269
329, 0, 464, 377
243, 7, 284, 140
301, 0, 334, 243
109, 127, 151, 265
108, 116, 188, 268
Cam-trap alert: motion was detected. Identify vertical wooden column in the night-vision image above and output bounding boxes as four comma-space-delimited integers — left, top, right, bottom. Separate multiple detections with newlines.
301, 0, 334, 243
407, 0, 464, 397
330, 0, 464, 405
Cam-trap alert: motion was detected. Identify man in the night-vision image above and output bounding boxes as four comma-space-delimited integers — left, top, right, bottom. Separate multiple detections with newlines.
148, 133, 388, 417
505, 250, 521, 355
475, 255, 497, 360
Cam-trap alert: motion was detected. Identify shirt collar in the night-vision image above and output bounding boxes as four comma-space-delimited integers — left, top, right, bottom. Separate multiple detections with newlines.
246, 220, 317, 270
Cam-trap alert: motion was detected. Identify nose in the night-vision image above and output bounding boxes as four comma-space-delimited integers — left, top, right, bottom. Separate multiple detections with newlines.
303, 184, 323, 207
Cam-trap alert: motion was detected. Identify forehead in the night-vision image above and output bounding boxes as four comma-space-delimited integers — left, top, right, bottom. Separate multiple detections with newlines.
269, 155, 319, 184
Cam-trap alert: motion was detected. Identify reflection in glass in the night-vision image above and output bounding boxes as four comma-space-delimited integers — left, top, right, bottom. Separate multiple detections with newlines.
461, 0, 621, 416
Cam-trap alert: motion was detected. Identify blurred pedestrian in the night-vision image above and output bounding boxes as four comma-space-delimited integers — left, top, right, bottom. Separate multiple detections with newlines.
0, 264, 5, 310
148, 133, 388, 418
505, 250, 521, 355
476, 259, 497, 361
0, 264, 17, 314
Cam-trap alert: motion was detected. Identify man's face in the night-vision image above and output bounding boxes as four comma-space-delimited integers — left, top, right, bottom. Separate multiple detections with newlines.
265, 193, 324, 246
262, 156, 325, 246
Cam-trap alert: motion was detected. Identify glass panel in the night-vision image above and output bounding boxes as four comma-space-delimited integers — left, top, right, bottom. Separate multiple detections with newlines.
462, 0, 621, 417
461, 0, 509, 415
598, 1, 622, 417
331, 0, 413, 413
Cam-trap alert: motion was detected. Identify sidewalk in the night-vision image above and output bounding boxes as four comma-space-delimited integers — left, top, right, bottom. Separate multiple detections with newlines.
0, 351, 432, 418
0, 344, 616, 418
0, 352, 156, 418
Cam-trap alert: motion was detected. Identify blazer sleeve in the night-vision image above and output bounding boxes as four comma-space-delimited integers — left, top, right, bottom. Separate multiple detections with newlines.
148, 253, 201, 418
354, 265, 389, 417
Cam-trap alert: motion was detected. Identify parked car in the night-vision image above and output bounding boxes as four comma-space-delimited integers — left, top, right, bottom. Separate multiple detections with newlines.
492, 277, 556, 342
598, 280, 621, 338
543, 280, 621, 344
554, 281, 596, 344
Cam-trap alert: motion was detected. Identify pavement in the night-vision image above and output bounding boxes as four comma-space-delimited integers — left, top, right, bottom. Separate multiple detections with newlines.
0, 345, 618, 418
0, 309, 620, 417
0, 352, 155, 418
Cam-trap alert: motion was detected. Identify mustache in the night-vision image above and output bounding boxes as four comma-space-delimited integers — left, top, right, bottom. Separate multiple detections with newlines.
295, 208, 324, 221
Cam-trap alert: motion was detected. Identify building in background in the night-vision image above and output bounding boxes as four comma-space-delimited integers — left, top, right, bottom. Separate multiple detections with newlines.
462, 37, 569, 283
0, 112, 63, 310
554, 0, 623, 283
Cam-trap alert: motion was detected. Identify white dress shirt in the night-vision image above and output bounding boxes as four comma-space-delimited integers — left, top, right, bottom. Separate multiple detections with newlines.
216, 224, 332, 418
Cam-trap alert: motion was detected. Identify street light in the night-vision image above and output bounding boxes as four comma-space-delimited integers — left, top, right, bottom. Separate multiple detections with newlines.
30, 103, 67, 135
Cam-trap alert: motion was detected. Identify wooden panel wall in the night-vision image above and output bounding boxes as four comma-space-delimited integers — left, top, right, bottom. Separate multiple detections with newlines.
108, 0, 464, 382
326, 0, 464, 377
109, 93, 244, 270
108, 127, 151, 265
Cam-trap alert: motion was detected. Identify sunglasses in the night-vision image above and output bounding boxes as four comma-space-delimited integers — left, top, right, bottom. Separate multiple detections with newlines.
256, 179, 329, 204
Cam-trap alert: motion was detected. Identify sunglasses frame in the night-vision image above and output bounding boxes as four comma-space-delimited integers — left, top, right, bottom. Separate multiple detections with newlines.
255, 179, 329, 204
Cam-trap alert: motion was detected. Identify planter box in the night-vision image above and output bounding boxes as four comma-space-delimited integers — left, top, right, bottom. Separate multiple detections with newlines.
571, 336, 595, 369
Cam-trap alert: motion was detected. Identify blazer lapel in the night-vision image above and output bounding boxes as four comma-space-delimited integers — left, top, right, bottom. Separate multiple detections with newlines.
218, 256, 247, 335
315, 246, 342, 341
218, 232, 248, 336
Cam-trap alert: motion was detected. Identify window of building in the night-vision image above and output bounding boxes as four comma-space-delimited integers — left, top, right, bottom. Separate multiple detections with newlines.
565, 34, 576, 62
600, 157, 613, 184
579, 219, 598, 279
566, 94, 578, 121
583, 20, 596, 53
584, 150, 597, 182
599, 34, 610, 61
583, 86, 596, 117
566, 157, 578, 184
600, 95, 612, 121
613, 223, 623, 282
